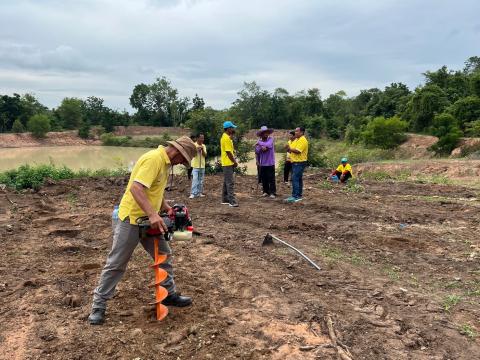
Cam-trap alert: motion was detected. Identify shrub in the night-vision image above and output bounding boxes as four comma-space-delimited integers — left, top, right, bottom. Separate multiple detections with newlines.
12, 119, 25, 133
307, 140, 328, 168
465, 120, 480, 137
27, 114, 51, 138
304, 115, 325, 138
361, 116, 407, 149
429, 113, 463, 155
0, 164, 128, 190
78, 121, 91, 139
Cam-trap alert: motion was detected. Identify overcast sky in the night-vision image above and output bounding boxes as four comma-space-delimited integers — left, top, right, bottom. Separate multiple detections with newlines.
0, 0, 479, 110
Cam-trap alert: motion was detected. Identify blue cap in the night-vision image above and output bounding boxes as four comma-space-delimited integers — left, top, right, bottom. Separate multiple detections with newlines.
341, 157, 348, 162
223, 121, 237, 129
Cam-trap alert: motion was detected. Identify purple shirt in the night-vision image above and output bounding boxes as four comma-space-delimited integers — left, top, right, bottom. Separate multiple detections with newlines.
255, 137, 275, 166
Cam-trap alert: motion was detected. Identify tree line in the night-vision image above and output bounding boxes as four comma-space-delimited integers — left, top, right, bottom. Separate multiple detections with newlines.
1, 56, 479, 153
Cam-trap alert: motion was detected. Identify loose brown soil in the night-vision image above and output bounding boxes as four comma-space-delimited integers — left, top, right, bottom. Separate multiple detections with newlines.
0, 173, 479, 359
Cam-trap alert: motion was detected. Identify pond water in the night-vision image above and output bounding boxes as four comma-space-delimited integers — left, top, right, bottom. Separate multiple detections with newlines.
0, 146, 151, 172
0, 146, 285, 176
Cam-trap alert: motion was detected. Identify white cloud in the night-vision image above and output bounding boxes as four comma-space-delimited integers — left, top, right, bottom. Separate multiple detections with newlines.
0, 0, 479, 110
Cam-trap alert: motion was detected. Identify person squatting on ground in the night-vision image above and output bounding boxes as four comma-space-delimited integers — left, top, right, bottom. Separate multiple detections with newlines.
255, 126, 276, 198
221, 121, 239, 207
88, 136, 198, 325
285, 127, 309, 203
189, 134, 207, 199
330, 157, 353, 183
283, 130, 295, 185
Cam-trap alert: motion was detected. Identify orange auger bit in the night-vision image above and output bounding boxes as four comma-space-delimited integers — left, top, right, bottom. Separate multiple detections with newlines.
149, 237, 169, 321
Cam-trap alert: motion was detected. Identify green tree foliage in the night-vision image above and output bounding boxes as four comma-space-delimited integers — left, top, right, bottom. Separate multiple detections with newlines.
78, 121, 91, 139
11, 119, 25, 133
27, 114, 51, 138
56, 97, 84, 129
465, 120, 480, 137
185, 108, 225, 157
471, 72, 480, 97
130, 77, 189, 126
429, 113, 463, 154
361, 116, 407, 149
448, 96, 480, 129
192, 94, 205, 111
406, 85, 449, 132
303, 115, 325, 138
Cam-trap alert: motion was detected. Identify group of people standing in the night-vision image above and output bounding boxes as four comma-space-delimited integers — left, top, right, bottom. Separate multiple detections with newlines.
186, 121, 311, 207
255, 126, 309, 203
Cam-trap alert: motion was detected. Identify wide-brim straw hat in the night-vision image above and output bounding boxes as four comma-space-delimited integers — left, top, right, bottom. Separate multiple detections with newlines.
167, 136, 197, 164
256, 125, 274, 136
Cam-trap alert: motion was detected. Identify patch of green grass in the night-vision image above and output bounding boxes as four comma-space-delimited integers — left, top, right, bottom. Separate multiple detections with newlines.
100, 132, 173, 148
443, 294, 462, 312
320, 140, 396, 168
316, 246, 371, 266
459, 324, 477, 339
0, 164, 129, 190
342, 180, 365, 193
383, 266, 401, 280
360, 169, 412, 182
319, 180, 334, 190
66, 193, 78, 207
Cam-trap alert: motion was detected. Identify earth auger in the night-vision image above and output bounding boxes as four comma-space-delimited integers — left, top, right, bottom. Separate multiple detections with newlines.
137, 204, 193, 321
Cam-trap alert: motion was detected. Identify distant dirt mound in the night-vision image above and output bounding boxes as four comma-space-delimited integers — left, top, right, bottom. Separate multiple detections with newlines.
395, 134, 437, 159
451, 137, 480, 157
0, 131, 100, 148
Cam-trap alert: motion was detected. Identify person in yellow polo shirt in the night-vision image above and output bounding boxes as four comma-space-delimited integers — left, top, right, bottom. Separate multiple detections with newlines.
88, 136, 197, 325
285, 127, 309, 202
189, 133, 207, 198
221, 121, 239, 207
330, 157, 353, 183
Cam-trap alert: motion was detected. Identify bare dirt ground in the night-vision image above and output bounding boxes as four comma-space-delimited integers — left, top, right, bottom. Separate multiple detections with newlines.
0, 173, 479, 359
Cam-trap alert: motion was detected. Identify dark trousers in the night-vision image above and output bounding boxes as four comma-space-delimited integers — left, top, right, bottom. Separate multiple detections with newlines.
283, 160, 292, 182
222, 166, 236, 204
292, 162, 307, 199
260, 165, 276, 195
187, 167, 193, 180
257, 165, 261, 184
334, 170, 352, 183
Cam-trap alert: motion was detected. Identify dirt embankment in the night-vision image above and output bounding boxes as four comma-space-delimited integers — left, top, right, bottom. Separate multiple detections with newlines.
113, 126, 189, 137
0, 173, 479, 359
0, 131, 101, 148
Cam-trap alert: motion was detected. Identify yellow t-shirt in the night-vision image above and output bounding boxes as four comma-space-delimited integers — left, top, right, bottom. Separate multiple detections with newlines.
286, 139, 293, 161
290, 136, 308, 162
336, 163, 353, 176
220, 132, 235, 166
118, 146, 171, 224
190, 142, 207, 169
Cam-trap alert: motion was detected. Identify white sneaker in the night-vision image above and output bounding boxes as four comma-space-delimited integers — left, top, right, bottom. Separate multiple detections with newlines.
199, 193, 206, 197
262, 193, 269, 197
269, 194, 276, 199
221, 202, 229, 205
189, 194, 195, 199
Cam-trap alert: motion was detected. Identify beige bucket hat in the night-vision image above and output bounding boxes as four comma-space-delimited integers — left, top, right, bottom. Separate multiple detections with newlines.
167, 136, 197, 164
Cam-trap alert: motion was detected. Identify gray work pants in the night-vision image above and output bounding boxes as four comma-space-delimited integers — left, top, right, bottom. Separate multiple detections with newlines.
92, 219, 175, 310
222, 166, 236, 204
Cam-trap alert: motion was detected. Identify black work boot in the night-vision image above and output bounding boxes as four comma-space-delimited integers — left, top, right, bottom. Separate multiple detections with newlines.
162, 293, 192, 307
88, 308, 106, 325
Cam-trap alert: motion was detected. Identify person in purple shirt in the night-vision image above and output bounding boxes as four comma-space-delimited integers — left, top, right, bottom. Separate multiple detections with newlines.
255, 126, 276, 198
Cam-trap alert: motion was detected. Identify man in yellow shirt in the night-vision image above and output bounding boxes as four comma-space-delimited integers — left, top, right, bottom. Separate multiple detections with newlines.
285, 127, 308, 202
88, 136, 197, 325
283, 130, 295, 184
330, 157, 353, 183
189, 133, 207, 198
220, 121, 239, 207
